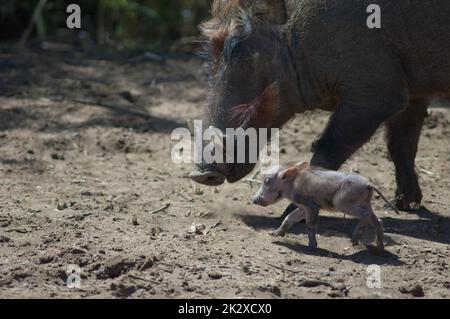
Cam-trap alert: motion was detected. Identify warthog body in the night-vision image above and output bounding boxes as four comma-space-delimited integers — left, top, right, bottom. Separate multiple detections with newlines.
252, 162, 399, 251
190, 0, 450, 211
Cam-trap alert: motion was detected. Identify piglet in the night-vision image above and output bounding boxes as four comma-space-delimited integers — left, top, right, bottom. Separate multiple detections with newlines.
253, 162, 399, 252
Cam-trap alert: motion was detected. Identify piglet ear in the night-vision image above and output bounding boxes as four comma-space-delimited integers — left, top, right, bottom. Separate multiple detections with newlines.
279, 167, 298, 181
294, 161, 309, 171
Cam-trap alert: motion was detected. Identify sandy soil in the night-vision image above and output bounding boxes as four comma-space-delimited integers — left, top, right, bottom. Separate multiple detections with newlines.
0, 48, 449, 299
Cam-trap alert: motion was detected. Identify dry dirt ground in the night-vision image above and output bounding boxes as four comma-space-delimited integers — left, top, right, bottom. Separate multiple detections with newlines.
0, 48, 449, 299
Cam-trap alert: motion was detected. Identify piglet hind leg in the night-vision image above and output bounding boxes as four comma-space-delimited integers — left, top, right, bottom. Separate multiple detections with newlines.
270, 207, 306, 237
351, 219, 369, 247
345, 205, 385, 253
368, 214, 385, 253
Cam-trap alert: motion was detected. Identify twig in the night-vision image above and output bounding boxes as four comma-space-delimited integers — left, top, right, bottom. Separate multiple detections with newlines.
149, 203, 170, 214
250, 169, 260, 180
299, 279, 332, 288
242, 178, 261, 185
5, 228, 29, 233
420, 168, 436, 177
65, 212, 94, 220
149, 167, 170, 176
71, 99, 152, 119
128, 274, 160, 285
18, 0, 48, 49
210, 219, 223, 229
265, 262, 301, 274
175, 191, 193, 202
112, 195, 122, 202
206, 219, 223, 235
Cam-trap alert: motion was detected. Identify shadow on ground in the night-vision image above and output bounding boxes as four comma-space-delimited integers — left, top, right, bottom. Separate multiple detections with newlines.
272, 240, 404, 266
238, 206, 450, 247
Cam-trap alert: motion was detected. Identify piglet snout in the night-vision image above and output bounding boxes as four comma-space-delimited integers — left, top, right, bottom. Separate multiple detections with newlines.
253, 196, 268, 206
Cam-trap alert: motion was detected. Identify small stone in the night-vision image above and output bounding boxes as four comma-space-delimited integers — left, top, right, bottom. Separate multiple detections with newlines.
258, 285, 281, 297
71, 248, 86, 255
38, 254, 55, 264
189, 223, 206, 235
102, 256, 135, 279
119, 90, 138, 103
0, 235, 11, 243
138, 259, 154, 271
269, 286, 282, 297
110, 283, 137, 298
399, 284, 425, 297
208, 272, 223, 280
57, 203, 68, 211
327, 291, 344, 298
51, 153, 65, 161
13, 271, 32, 281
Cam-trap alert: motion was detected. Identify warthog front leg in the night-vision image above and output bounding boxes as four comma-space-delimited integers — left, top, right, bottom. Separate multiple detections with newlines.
311, 75, 408, 170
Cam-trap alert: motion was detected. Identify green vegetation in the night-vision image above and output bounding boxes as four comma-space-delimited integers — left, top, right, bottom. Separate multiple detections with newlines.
1, 0, 211, 49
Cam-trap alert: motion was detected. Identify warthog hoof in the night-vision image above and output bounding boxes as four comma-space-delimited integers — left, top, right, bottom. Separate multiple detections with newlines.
308, 240, 318, 250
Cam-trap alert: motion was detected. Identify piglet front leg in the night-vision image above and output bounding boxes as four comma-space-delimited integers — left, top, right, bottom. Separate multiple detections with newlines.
305, 206, 320, 250
270, 207, 306, 237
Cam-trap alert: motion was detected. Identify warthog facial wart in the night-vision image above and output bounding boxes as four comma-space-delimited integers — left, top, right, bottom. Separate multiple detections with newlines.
171, 120, 279, 174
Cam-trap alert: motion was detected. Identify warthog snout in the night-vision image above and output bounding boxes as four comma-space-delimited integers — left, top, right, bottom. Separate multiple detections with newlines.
189, 169, 226, 186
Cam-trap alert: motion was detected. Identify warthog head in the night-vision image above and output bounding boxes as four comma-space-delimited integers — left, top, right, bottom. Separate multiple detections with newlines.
190, 0, 300, 186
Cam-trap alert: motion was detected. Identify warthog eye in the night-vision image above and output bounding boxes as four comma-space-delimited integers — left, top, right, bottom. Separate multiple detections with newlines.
264, 177, 271, 186
224, 36, 242, 61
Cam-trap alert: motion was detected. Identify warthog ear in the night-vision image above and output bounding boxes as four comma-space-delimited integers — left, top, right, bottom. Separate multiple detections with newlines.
253, 0, 288, 25
200, 17, 228, 60
295, 161, 310, 171
230, 82, 279, 128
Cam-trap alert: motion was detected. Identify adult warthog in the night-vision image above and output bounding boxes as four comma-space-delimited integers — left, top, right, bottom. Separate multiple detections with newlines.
190, 0, 450, 211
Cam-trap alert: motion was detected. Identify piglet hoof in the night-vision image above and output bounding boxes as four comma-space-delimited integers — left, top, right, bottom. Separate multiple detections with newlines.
366, 244, 385, 255
269, 228, 287, 238
377, 241, 385, 252
351, 238, 360, 247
